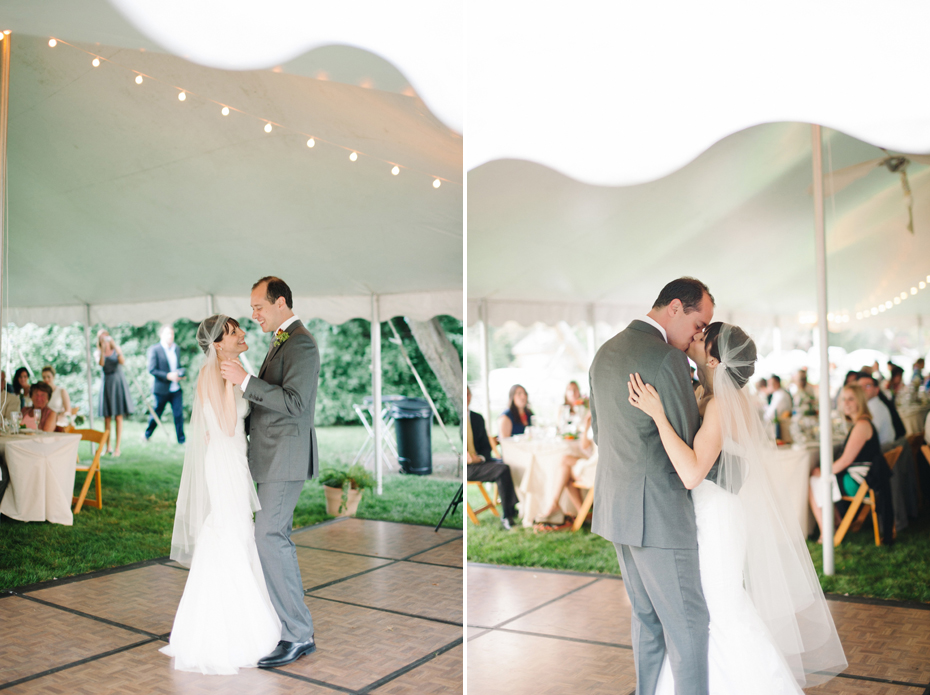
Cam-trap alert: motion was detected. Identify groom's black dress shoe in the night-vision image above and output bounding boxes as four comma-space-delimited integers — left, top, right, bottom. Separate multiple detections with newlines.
257, 638, 316, 668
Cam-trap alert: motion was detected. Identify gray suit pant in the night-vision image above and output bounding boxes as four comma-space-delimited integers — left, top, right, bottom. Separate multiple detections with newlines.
256, 481, 314, 643
614, 543, 709, 695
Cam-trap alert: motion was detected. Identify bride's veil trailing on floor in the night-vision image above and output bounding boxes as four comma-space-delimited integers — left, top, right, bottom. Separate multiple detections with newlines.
712, 324, 847, 687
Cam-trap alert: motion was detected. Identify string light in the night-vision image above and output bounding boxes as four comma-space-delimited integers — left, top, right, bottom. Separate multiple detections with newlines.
853, 272, 930, 321
44, 36, 458, 189
921, 281, 927, 289
3, 30, 9, 35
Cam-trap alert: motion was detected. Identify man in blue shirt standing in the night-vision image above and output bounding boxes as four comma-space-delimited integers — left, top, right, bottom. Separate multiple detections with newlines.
145, 325, 186, 443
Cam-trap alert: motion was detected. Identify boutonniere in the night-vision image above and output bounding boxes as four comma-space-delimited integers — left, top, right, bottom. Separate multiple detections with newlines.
273, 331, 290, 348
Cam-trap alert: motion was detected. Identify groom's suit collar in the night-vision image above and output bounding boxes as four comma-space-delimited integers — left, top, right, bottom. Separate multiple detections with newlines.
633, 317, 668, 343
260, 315, 303, 379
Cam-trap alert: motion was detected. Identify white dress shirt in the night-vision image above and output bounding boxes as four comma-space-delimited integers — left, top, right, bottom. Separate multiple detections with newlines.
764, 388, 793, 423
241, 314, 300, 392
867, 396, 895, 446
162, 340, 180, 392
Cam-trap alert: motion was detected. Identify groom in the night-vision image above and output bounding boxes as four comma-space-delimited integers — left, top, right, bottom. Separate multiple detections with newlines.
221, 276, 320, 668
589, 277, 714, 695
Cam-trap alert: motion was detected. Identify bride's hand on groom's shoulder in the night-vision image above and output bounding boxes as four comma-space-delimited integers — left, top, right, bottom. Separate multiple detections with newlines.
628, 373, 663, 420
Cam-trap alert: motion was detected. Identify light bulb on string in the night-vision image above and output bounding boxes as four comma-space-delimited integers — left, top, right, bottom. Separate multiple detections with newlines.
135, 75, 143, 84
894, 297, 901, 305
871, 308, 879, 315
349, 152, 358, 162
3, 30, 10, 35
391, 166, 400, 176
885, 300, 893, 309
920, 281, 927, 289
901, 292, 908, 300
433, 179, 441, 188
856, 312, 863, 320
221, 106, 229, 116
264, 123, 272, 133
48, 38, 57, 47
92, 58, 100, 67
306, 138, 315, 148
912, 287, 918, 295
178, 92, 186, 102
0, 34, 5, 41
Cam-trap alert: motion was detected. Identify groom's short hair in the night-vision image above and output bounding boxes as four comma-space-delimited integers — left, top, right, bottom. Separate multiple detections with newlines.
652, 277, 713, 313
253, 276, 293, 309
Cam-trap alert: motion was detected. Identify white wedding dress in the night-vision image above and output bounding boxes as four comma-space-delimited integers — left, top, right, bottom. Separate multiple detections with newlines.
655, 473, 804, 695
160, 389, 281, 675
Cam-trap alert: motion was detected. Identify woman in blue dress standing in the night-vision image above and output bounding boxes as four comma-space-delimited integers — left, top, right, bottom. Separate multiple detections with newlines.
96, 329, 134, 456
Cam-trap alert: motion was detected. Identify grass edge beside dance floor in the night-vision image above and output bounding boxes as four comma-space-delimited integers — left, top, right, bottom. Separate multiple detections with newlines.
0, 422, 463, 590
465, 486, 930, 604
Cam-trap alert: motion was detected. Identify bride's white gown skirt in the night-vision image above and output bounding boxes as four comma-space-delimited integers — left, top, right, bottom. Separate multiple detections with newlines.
160, 430, 280, 675
656, 481, 803, 695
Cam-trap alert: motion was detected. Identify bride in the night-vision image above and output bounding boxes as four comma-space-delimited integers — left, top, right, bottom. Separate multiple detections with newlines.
627, 322, 846, 694
160, 315, 280, 674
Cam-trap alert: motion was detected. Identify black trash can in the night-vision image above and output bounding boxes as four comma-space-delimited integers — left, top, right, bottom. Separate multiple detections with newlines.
391, 397, 432, 475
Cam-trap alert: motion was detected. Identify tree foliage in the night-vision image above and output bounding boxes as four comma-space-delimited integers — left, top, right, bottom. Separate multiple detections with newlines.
1, 315, 462, 428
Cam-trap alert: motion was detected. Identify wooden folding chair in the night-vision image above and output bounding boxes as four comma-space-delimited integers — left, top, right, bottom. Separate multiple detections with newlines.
466, 436, 503, 525
72, 429, 107, 513
833, 445, 902, 547
570, 482, 594, 532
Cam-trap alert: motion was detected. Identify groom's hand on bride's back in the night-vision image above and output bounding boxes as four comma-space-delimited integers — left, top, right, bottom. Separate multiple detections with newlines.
220, 359, 247, 386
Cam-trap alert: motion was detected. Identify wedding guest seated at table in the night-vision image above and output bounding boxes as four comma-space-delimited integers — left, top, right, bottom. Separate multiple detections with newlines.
753, 377, 769, 413
883, 364, 904, 403
42, 366, 77, 430
21, 382, 57, 432
912, 358, 925, 388
534, 411, 596, 528
858, 372, 896, 445
809, 383, 893, 543
0, 371, 20, 423
12, 367, 32, 409
466, 387, 518, 530
791, 368, 817, 413
764, 375, 792, 423
498, 384, 532, 437
834, 370, 860, 409
875, 368, 906, 440
557, 381, 587, 433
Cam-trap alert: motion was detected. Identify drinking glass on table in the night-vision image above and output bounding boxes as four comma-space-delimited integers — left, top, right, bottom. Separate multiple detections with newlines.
33, 409, 42, 430
10, 411, 21, 432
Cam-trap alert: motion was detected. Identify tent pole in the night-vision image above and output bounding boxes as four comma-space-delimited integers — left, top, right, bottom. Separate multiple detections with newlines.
207, 294, 215, 316
479, 299, 491, 433
0, 33, 8, 368
84, 304, 95, 430
812, 124, 834, 575
372, 294, 382, 496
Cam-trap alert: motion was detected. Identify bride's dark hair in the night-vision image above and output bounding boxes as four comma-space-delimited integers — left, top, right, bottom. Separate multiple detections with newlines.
704, 322, 757, 388
196, 316, 240, 354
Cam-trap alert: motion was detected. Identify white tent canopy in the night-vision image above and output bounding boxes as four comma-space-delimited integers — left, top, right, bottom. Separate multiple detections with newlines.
4, 33, 462, 326
468, 123, 930, 332
468, 1, 930, 185
0, 0, 462, 133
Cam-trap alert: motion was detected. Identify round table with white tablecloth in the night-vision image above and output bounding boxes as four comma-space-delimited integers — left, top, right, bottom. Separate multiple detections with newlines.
499, 435, 588, 527
0, 432, 82, 525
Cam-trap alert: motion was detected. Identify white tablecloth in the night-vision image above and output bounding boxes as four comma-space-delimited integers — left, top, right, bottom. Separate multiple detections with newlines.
0, 432, 82, 525
500, 436, 586, 527
766, 446, 819, 536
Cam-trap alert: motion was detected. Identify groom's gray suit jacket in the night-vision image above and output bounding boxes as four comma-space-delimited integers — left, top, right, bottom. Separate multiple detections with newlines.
589, 320, 701, 548
244, 320, 320, 483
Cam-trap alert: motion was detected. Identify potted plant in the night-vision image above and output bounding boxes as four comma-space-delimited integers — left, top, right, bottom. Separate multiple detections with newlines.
319, 464, 375, 517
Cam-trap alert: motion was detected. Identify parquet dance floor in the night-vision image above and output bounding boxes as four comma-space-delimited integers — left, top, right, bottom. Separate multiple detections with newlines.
467, 563, 930, 695
0, 519, 463, 694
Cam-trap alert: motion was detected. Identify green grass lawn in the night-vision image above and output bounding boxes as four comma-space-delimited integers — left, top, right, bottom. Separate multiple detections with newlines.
0, 421, 462, 590
466, 485, 930, 603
